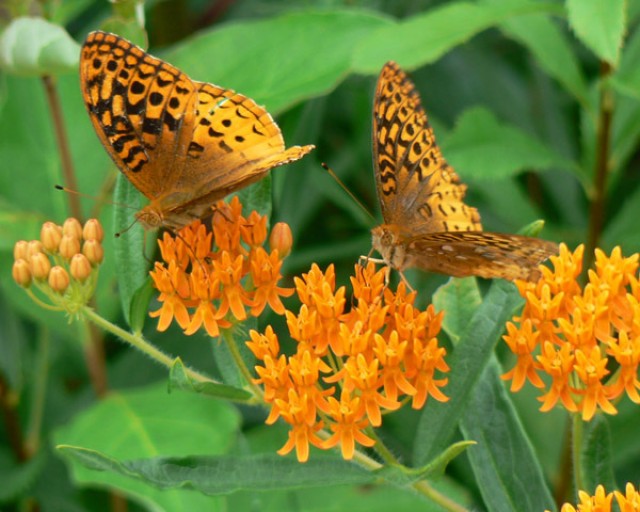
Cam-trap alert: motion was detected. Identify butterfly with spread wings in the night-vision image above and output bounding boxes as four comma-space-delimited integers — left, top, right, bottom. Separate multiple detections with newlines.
80, 31, 314, 231
370, 61, 558, 282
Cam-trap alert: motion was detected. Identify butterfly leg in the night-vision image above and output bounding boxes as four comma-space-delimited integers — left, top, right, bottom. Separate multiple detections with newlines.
398, 270, 415, 292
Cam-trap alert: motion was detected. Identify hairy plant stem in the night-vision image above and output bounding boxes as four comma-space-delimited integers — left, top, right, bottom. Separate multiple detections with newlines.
81, 306, 212, 383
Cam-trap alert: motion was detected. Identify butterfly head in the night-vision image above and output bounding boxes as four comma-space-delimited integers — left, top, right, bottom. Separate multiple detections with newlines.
136, 205, 168, 231
371, 224, 409, 271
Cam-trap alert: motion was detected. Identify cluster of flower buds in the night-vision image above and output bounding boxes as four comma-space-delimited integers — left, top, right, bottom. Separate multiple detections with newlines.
12, 218, 104, 313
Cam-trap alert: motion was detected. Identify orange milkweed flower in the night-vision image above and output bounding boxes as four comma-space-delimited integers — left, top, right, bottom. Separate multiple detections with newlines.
549, 483, 640, 512
148, 197, 293, 336
503, 243, 640, 420
247, 262, 449, 462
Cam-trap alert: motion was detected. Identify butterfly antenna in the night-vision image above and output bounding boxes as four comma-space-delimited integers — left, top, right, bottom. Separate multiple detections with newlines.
114, 216, 141, 238
54, 184, 139, 213
321, 163, 376, 223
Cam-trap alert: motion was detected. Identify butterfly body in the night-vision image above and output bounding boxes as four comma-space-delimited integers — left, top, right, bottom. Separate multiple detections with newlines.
372, 61, 558, 282
80, 31, 314, 231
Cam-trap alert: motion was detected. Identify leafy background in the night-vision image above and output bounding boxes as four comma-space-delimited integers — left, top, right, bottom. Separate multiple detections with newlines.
1, 0, 639, 511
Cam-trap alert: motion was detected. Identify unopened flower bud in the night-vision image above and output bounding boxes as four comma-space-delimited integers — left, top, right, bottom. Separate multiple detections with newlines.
62, 218, 83, 239
29, 252, 51, 280
83, 218, 104, 242
40, 221, 63, 253
13, 240, 28, 260
48, 266, 70, 293
59, 234, 81, 259
27, 240, 44, 257
70, 254, 92, 282
82, 239, 104, 265
269, 222, 293, 258
12, 259, 32, 287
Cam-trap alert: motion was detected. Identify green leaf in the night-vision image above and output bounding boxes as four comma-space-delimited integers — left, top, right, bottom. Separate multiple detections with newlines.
0, 17, 79, 76
496, 2, 588, 104
442, 107, 573, 180
169, 358, 253, 402
128, 277, 154, 335
580, 416, 616, 494
567, 0, 626, 65
432, 277, 482, 343
415, 280, 523, 465
352, 1, 558, 73
215, 322, 257, 389
54, 383, 240, 510
376, 441, 475, 486
460, 358, 555, 511
57, 448, 375, 495
236, 174, 272, 220
112, 174, 151, 325
164, 9, 392, 115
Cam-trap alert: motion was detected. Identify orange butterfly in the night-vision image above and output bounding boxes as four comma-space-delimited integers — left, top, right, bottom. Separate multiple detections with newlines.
80, 31, 314, 231
371, 62, 558, 282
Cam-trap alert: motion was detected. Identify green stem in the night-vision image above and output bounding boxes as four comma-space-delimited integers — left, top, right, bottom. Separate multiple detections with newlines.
314, 428, 466, 510
366, 427, 397, 465
571, 412, 584, 493
221, 327, 263, 399
81, 306, 211, 383
25, 288, 63, 311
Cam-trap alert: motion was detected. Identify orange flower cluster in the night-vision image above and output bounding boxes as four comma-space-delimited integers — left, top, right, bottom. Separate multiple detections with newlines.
149, 197, 293, 337
12, 218, 104, 313
247, 262, 449, 462
549, 483, 640, 512
503, 244, 640, 420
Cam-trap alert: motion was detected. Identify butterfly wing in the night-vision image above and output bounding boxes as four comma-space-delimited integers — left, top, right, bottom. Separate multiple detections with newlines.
80, 31, 198, 200
373, 61, 481, 233
80, 31, 313, 228
403, 231, 558, 281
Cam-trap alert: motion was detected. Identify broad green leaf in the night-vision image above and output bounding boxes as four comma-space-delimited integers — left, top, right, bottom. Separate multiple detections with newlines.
128, 277, 154, 334
236, 174, 272, 220
352, 1, 558, 73
165, 9, 392, 115
442, 107, 573, 180
415, 280, 523, 465
169, 358, 253, 402
113, 175, 150, 325
57, 449, 375, 494
567, 0, 625, 66
0, 17, 79, 76
580, 416, 616, 494
460, 358, 555, 511
496, 4, 588, 104
54, 383, 239, 510
432, 277, 482, 343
